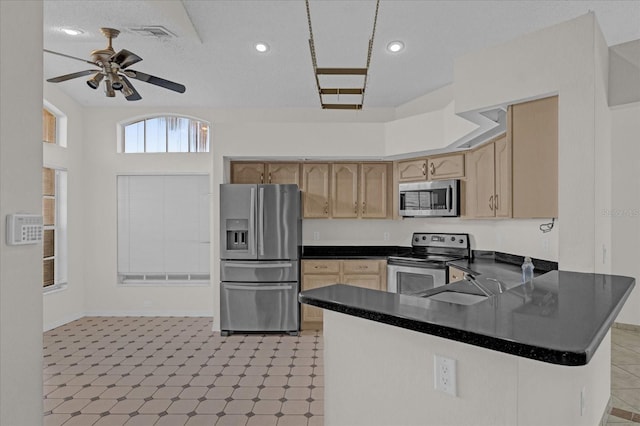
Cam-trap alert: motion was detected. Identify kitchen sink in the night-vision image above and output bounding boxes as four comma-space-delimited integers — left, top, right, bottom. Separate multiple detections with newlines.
426, 291, 488, 305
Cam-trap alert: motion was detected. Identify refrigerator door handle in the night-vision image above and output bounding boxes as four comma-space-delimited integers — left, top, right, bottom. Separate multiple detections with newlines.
224, 262, 293, 269
224, 284, 293, 291
249, 187, 256, 256
258, 186, 265, 256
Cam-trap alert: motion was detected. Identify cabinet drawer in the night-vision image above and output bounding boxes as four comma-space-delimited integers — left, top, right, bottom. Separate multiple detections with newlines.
302, 260, 340, 274
342, 259, 381, 275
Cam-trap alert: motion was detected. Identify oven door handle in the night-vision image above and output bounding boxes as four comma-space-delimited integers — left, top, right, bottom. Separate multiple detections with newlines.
447, 185, 452, 211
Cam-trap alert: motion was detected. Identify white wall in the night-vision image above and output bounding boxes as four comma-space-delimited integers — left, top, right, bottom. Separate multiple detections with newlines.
0, 1, 44, 425
455, 13, 601, 273
324, 310, 611, 426
611, 102, 640, 326
43, 85, 87, 330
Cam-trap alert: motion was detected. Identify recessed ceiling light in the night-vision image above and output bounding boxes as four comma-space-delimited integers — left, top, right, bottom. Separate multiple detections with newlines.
255, 42, 270, 53
387, 41, 405, 53
60, 27, 84, 36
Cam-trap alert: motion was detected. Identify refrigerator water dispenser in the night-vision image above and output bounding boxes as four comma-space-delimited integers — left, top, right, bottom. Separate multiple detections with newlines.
225, 219, 248, 250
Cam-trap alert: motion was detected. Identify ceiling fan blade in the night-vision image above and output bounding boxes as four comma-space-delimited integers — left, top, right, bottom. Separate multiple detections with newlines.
120, 76, 142, 101
46, 69, 98, 83
110, 49, 143, 69
44, 49, 97, 66
126, 70, 186, 93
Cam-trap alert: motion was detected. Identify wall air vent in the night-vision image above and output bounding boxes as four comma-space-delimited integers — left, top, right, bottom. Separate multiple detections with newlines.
128, 26, 176, 39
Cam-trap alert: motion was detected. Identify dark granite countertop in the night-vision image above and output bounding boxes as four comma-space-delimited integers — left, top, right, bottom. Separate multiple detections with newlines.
302, 245, 410, 259
299, 270, 635, 366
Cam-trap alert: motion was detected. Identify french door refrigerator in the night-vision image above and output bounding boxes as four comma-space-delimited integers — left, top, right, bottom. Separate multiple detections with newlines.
220, 184, 301, 335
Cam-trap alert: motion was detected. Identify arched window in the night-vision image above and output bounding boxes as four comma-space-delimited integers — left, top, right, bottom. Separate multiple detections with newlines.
122, 115, 209, 153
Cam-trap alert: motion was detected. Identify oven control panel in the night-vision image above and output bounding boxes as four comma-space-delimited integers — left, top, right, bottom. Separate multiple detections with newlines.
412, 233, 468, 249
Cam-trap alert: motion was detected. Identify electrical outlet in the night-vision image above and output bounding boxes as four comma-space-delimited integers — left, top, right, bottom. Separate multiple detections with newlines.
313, 231, 320, 241
383, 232, 390, 241
580, 387, 586, 416
434, 355, 457, 396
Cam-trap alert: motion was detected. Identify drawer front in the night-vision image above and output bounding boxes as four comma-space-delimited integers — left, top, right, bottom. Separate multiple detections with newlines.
302, 260, 340, 274
342, 259, 381, 275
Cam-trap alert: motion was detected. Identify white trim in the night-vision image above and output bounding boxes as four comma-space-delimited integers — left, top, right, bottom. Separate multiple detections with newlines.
43, 311, 84, 332
84, 311, 214, 317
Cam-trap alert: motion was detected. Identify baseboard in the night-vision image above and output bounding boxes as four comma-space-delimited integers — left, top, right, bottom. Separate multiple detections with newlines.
613, 322, 640, 332
44, 311, 85, 332
84, 310, 213, 318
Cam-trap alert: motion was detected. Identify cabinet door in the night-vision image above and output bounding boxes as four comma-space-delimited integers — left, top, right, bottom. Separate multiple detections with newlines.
342, 274, 381, 291
231, 162, 265, 184
331, 163, 359, 218
360, 163, 390, 219
494, 136, 512, 218
267, 163, 301, 185
448, 266, 465, 283
467, 142, 496, 218
511, 96, 558, 218
397, 159, 427, 182
301, 274, 340, 324
427, 154, 465, 180
302, 163, 330, 218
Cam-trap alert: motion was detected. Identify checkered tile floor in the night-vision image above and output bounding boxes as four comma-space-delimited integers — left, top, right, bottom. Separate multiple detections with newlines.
43, 317, 323, 426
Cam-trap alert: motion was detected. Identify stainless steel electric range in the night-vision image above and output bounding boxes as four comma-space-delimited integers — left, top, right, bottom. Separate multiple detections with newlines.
387, 233, 471, 295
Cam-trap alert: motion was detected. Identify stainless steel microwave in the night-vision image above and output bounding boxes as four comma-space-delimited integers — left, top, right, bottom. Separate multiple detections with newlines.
399, 179, 459, 217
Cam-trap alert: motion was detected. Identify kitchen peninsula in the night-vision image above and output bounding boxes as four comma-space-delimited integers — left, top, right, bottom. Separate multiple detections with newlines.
300, 267, 634, 425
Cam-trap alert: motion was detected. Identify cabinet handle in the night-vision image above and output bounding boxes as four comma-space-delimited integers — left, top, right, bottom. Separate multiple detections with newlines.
268, 172, 272, 183
422, 163, 426, 176
362, 202, 366, 215
354, 201, 358, 214
314, 265, 328, 269
489, 195, 494, 211
324, 202, 329, 215
430, 163, 436, 175
494, 194, 499, 210
260, 173, 264, 184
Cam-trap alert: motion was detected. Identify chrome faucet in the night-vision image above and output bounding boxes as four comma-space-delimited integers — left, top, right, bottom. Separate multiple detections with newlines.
485, 278, 506, 294
463, 273, 494, 298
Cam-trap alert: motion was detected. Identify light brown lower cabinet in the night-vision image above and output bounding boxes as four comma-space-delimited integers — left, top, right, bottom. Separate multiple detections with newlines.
448, 266, 466, 283
301, 259, 387, 329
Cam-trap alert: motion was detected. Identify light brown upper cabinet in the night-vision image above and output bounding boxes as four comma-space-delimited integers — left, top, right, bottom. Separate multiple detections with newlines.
465, 135, 512, 218
266, 163, 301, 185
302, 163, 331, 218
427, 153, 465, 180
230, 162, 265, 184
231, 162, 301, 185
332, 163, 360, 218
360, 163, 391, 218
397, 158, 427, 182
332, 163, 391, 219
511, 96, 558, 218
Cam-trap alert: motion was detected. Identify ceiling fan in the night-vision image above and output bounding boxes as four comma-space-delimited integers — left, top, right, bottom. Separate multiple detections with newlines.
44, 27, 186, 101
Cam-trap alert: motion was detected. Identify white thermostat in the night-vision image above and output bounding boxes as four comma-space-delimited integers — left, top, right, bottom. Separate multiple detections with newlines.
6, 214, 43, 245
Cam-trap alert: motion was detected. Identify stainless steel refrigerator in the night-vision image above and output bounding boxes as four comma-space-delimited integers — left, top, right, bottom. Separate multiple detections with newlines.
220, 184, 301, 335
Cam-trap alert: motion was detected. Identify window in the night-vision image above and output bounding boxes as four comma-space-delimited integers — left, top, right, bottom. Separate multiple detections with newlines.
122, 116, 210, 153
117, 175, 210, 285
42, 167, 67, 290
43, 109, 56, 144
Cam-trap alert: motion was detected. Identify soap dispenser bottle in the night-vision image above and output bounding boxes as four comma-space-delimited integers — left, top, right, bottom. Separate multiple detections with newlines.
522, 256, 535, 284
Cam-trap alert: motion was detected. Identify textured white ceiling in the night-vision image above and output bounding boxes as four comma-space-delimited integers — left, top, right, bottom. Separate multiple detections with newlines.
42, 0, 640, 109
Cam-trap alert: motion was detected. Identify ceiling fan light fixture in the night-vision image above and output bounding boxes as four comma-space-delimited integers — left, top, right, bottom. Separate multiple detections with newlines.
86, 72, 103, 89
104, 80, 115, 97
386, 41, 405, 53
255, 42, 270, 53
